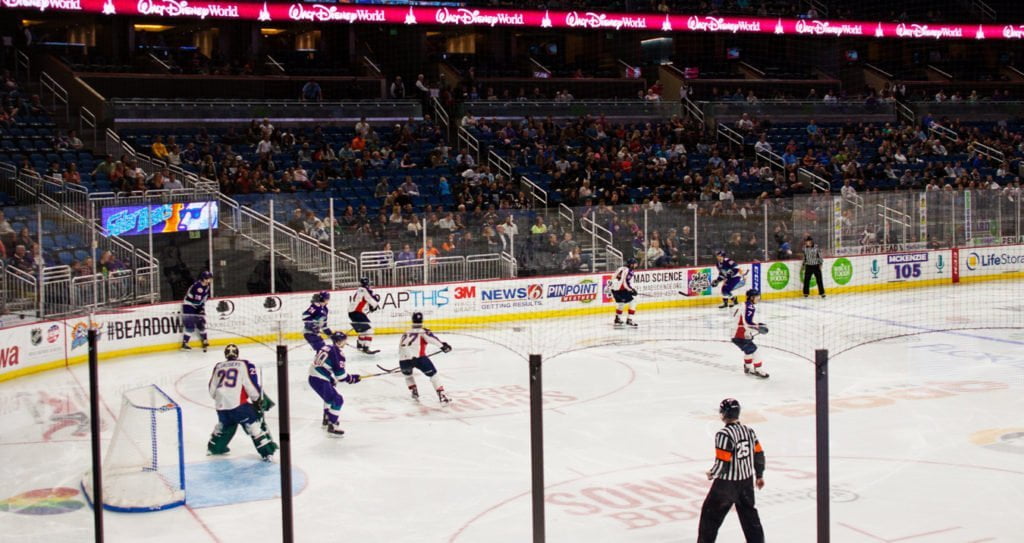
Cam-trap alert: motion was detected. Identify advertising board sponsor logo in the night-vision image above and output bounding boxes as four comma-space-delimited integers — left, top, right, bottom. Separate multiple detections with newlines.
1, 0, 82, 11
263, 295, 282, 312
685, 15, 761, 33
454, 285, 476, 299
685, 268, 713, 296
895, 23, 963, 39
47, 325, 60, 344
831, 257, 853, 285
766, 262, 789, 290
434, 7, 524, 26
751, 262, 762, 292
106, 317, 184, 341
870, 258, 881, 279
137, 0, 239, 19
548, 279, 600, 303
216, 299, 235, 319
30, 328, 42, 347
287, 4, 385, 22
565, 11, 647, 30
887, 252, 928, 281
795, 19, 863, 36
964, 251, 1024, 271
70, 321, 101, 350
479, 284, 543, 309
378, 287, 451, 309
630, 270, 685, 297
0, 346, 19, 368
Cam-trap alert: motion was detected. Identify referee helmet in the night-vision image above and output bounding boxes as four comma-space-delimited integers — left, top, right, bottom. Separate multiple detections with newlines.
719, 398, 741, 419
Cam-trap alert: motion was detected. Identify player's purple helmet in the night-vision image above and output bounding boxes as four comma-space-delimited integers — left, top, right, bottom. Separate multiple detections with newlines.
199, 270, 213, 281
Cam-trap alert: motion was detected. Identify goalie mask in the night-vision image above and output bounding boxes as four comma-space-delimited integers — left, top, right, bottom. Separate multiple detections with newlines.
224, 344, 240, 360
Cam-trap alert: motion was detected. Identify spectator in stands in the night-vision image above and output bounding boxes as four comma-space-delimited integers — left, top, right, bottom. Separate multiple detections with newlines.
397, 243, 416, 265
646, 239, 668, 267
531, 217, 548, 236
9, 244, 35, 272
73, 257, 93, 277
301, 80, 322, 102
415, 74, 430, 103
92, 155, 116, 177
400, 176, 420, 196
14, 227, 32, 250
152, 135, 169, 160
390, 76, 406, 99
164, 175, 183, 190
0, 211, 12, 238
754, 135, 772, 155
823, 90, 838, 104
407, 214, 423, 238
259, 118, 274, 140
441, 234, 458, 254
418, 238, 439, 262
309, 219, 330, 244
63, 163, 81, 184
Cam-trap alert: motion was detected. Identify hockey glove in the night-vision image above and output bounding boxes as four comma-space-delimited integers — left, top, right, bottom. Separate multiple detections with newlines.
347, 374, 361, 384
712, 277, 723, 287
757, 324, 769, 335
373, 294, 380, 301
322, 328, 333, 337
441, 343, 452, 353
630, 288, 638, 296
254, 395, 275, 412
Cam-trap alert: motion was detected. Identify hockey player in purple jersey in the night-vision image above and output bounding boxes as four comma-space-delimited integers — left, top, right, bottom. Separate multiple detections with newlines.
713, 251, 745, 309
206, 344, 278, 460
302, 291, 333, 351
181, 270, 212, 351
308, 332, 362, 436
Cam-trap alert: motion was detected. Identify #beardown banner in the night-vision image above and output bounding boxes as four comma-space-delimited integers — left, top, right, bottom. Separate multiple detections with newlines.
2, 0, 1024, 41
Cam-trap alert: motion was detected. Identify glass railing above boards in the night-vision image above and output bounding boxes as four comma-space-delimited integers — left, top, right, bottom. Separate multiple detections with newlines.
460, 100, 682, 121
109, 99, 424, 125
700, 99, 897, 124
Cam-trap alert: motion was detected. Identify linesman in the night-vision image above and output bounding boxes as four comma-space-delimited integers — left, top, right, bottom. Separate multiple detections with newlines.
801, 235, 825, 298
697, 398, 766, 543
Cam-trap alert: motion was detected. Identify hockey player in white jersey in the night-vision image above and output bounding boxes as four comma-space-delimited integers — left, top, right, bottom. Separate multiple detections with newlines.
610, 257, 639, 327
206, 345, 278, 460
348, 277, 381, 354
731, 289, 769, 378
399, 312, 453, 404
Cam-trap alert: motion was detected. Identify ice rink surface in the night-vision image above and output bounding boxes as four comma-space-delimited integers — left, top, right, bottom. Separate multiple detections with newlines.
2, 282, 1024, 542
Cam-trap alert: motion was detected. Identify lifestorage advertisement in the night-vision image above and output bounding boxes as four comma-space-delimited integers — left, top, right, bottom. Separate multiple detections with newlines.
1, 245, 1020, 381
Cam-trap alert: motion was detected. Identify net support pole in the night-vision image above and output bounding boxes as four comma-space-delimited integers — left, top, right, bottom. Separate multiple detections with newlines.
87, 327, 104, 543
276, 343, 294, 543
815, 348, 830, 543
329, 198, 336, 291
269, 199, 276, 295
763, 201, 769, 261
529, 353, 545, 543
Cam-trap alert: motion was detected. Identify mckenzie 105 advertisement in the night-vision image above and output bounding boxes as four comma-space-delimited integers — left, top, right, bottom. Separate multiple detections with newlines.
101, 201, 219, 237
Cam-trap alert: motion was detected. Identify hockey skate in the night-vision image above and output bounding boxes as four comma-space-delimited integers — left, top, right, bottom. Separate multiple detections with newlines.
326, 423, 345, 437
321, 412, 329, 427
358, 344, 380, 355
180, 341, 192, 351
744, 365, 770, 379
625, 319, 638, 328
409, 385, 420, 401
437, 388, 452, 405
718, 300, 730, 309
614, 316, 624, 327
201, 339, 209, 353
729, 296, 738, 307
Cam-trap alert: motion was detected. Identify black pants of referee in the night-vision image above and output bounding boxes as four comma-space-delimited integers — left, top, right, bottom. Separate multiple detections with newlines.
803, 264, 825, 297
697, 478, 765, 543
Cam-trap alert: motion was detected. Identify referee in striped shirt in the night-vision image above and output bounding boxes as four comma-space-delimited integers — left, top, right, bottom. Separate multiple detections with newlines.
802, 235, 826, 298
697, 398, 766, 543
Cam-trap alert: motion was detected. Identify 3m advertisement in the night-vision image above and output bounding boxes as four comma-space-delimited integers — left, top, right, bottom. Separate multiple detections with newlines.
101, 201, 219, 237
1, 244, 1020, 382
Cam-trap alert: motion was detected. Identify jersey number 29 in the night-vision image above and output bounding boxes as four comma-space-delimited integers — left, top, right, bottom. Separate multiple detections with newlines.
215, 368, 238, 388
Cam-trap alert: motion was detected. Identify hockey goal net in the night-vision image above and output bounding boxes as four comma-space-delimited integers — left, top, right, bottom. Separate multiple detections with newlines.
82, 385, 186, 512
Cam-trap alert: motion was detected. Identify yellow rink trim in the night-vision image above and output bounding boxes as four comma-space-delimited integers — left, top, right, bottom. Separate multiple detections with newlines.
1, 271, 1022, 382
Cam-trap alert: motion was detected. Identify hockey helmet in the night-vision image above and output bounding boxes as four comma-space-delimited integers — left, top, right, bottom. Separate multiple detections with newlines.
330, 331, 348, 345
224, 344, 240, 360
315, 291, 331, 303
714, 250, 727, 258
626, 257, 638, 268
359, 277, 371, 289
411, 312, 424, 327
199, 270, 213, 281
719, 398, 741, 419
747, 288, 761, 301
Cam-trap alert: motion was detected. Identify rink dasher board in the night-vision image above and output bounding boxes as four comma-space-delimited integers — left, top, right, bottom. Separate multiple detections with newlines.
1, 244, 1022, 382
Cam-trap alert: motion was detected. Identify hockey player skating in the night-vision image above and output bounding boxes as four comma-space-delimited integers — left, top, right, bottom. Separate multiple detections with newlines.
206, 345, 279, 460
302, 291, 334, 351
348, 277, 381, 354
308, 331, 361, 436
610, 258, 639, 328
713, 251, 745, 308
181, 270, 212, 351
399, 312, 453, 404
732, 289, 769, 378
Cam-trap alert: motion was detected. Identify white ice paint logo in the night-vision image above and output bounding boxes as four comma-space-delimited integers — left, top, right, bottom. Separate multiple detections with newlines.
1003, 25, 1024, 39
685, 16, 760, 33
1, 0, 82, 12
794, 20, 863, 37
565, 12, 647, 30
137, 0, 239, 19
287, 4, 385, 22
895, 23, 963, 39
434, 8, 523, 27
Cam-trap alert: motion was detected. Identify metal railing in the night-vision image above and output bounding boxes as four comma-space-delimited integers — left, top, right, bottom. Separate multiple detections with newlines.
458, 126, 482, 164
970, 0, 996, 20
14, 50, 30, 82
929, 123, 959, 143
757, 149, 785, 173
895, 99, 916, 124
520, 175, 548, 209
40, 71, 70, 123
877, 204, 912, 246
79, 106, 98, 152
683, 96, 705, 130
2, 262, 37, 315
717, 123, 744, 149
969, 141, 1005, 163
432, 96, 450, 139
798, 167, 832, 192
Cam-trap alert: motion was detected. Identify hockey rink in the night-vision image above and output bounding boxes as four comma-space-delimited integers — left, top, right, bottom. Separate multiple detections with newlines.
2, 282, 1024, 542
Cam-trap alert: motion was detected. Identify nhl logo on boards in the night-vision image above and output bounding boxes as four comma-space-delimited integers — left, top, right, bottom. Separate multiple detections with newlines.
30, 328, 42, 346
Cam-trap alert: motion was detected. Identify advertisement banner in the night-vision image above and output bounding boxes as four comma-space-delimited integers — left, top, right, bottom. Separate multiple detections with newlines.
1, 1, 1022, 40
102, 201, 219, 237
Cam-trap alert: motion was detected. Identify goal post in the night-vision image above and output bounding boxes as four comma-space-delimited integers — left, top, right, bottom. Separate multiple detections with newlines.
82, 384, 186, 513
